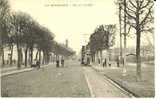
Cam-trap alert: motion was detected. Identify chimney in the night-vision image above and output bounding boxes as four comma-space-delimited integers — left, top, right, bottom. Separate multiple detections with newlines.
65, 39, 68, 47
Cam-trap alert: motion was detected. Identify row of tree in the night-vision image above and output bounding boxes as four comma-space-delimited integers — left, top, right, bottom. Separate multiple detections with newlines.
86, 0, 154, 82
89, 24, 116, 63
0, 0, 75, 68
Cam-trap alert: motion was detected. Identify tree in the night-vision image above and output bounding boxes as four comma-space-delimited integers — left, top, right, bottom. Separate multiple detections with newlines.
116, 0, 133, 69
0, 0, 11, 65
8, 36, 15, 65
21, 14, 38, 67
10, 12, 34, 68
123, 0, 154, 81
89, 25, 116, 64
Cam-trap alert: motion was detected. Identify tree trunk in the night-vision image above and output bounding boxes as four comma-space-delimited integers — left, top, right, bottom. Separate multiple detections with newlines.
119, 3, 123, 59
1, 46, 5, 65
124, 35, 127, 62
24, 47, 28, 67
30, 47, 33, 65
123, 34, 127, 75
17, 40, 21, 68
17, 48, 21, 68
42, 52, 45, 64
39, 49, 41, 64
100, 50, 103, 66
136, 32, 141, 81
122, 0, 127, 76
20, 48, 23, 65
28, 49, 31, 65
10, 44, 13, 65
95, 51, 97, 64
136, 8, 142, 81
35, 51, 39, 60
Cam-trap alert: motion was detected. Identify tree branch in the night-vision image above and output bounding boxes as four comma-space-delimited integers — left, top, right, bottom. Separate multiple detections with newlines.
129, 0, 137, 9
125, 8, 136, 20
140, 0, 152, 10
126, 5, 136, 13
140, 27, 154, 33
139, 0, 144, 7
127, 25, 132, 34
140, 4, 153, 26
126, 20, 136, 29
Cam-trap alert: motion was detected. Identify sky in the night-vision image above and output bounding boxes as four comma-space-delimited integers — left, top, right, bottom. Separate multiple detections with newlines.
9, 0, 154, 54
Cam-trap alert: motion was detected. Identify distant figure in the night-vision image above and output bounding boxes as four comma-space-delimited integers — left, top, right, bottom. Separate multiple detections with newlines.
56, 60, 59, 67
102, 59, 105, 67
108, 63, 111, 67
98, 58, 100, 66
36, 60, 40, 69
104, 58, 107, 67
87, 57, 90, 66
116, 56, 120, 67
61, 58, 64, 67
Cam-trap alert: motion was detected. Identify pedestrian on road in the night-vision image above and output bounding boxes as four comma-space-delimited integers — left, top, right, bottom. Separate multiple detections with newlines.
98, 58, 100, 66
36, 60, 40, 69
116, 56, 120, 67
61, 58, 64, 67
56, 60, 59, 67
104, 58, 107, 67
102, 59, 105, 67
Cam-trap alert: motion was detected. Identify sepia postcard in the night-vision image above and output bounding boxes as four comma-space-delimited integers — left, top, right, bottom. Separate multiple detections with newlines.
0, 0, 155, 98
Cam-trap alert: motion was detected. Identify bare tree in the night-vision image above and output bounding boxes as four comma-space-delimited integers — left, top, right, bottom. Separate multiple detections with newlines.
123, 0, 154, 81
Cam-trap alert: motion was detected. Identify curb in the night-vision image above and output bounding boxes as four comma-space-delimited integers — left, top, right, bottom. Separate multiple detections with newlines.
91, 66, 137, 98
84, 73, 96, 97
82, 67, 96, 98
0, 68, 34, 77
0, 64, 52, 77
103, 74, 139, 97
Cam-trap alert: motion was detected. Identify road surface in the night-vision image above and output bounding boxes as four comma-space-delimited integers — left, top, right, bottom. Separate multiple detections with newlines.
1, 60, 130, 97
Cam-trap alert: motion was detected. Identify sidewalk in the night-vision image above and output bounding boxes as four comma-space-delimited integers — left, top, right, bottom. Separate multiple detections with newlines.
82, 67, 130, 97
91, 63, 155, 97
0, 64, 53, 77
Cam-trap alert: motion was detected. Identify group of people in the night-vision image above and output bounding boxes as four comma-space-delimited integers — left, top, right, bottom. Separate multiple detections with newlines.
98, 58, 111, 67
99, 56, 124, 67
31, 58, 65, 69
56, 58, 65, 68
31, 59, 40, 69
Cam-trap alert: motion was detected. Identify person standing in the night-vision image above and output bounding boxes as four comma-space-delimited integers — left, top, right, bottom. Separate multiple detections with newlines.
116, 56, 120, 67
102, 59, 105, 67
104, 58, 107, 67
98, 58, 100, 66
61, 57, 64, 67
56, 60, 59, 67
36, 60, 40, 69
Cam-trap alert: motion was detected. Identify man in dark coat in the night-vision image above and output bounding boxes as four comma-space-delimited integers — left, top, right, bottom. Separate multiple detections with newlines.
56, 60, 59, 67
36, 60, 40, 69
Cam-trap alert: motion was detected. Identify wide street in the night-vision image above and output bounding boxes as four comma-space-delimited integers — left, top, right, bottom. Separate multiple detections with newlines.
1, 60, 130, 97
